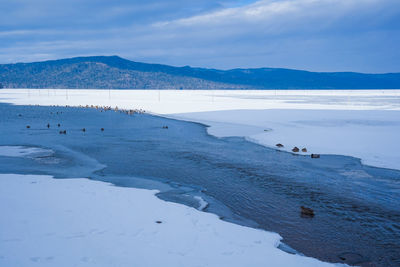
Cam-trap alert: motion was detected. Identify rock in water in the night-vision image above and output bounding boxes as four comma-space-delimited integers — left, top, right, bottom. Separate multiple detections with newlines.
300, 206, 315, 217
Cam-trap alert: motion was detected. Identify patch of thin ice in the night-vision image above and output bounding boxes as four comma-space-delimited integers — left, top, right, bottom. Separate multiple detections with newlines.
0, 146, 53, 158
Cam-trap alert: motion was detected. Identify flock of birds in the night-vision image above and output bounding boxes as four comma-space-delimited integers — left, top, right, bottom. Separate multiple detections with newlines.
275, 143, 320, 159
76, 104, 145, 115
24, 104, 147, 134
23, 104, 316, 218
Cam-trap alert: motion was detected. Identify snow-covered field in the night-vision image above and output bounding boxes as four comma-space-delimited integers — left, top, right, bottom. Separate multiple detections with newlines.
1, 89, 397, 266
1, 89, 400, 170
0, 172, 340, 267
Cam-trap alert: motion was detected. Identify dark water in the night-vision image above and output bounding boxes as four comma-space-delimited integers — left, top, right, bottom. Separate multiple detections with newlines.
0, 103, 399, 267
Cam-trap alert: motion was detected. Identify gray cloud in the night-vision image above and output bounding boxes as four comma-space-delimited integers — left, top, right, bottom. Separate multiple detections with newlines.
0, 0, 399, 73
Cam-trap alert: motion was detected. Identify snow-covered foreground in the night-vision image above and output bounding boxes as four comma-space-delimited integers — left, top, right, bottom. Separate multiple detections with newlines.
0, 173, 341, 267
1, 89, 400, 170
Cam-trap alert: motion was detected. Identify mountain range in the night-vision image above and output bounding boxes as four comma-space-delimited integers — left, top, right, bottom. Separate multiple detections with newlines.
0, 56, 399, 89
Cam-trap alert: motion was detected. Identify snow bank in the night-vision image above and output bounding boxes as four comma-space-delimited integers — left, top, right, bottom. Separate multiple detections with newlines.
1, 89, 399, 170
194, 196, 209, 211
0, 174, 341, 267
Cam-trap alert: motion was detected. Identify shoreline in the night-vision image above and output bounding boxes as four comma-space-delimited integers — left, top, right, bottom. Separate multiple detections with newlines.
0, 173, 339, 267
1, 89, 399, 170
159, 112, 400, 172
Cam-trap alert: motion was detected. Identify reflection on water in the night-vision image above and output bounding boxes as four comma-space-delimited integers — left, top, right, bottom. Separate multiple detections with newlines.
0, 103, 399, 267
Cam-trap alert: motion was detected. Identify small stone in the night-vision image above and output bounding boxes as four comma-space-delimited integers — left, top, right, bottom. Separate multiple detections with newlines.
311, 154, 320, 159
26, 125, 30, 129
155, 221, 162, 224
276, 143, 284, 148
300, 206, 315, 217
301, 148, 307, 152
101, 128, 104, 131
292, 147, 299, 152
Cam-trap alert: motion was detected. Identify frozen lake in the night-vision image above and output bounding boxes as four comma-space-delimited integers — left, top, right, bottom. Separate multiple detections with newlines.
0, 103, 399, 266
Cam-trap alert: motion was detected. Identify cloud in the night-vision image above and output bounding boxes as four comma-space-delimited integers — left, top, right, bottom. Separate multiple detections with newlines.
147, 0, 400, 72
157, 0, 399, 35
0, 0, 399, 72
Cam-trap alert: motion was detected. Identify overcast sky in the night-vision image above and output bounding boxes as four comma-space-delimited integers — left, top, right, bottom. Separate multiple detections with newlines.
0, 0, 399, 73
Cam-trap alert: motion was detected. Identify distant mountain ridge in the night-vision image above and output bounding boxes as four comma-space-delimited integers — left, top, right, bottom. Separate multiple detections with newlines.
0, 56, 399, 89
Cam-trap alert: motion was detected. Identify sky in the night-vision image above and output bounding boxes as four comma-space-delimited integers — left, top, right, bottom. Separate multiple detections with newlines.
0, 0, 399, 73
